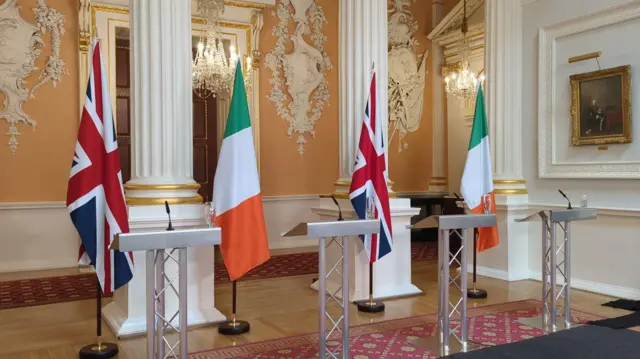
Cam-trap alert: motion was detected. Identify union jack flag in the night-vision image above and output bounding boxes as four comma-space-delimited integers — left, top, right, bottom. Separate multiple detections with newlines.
349, 72, 393, 263
66, 39, 133, 295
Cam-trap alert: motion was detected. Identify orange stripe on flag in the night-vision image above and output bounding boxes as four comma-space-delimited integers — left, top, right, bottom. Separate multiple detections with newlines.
215, 193, 270, 281
470, 191, 499, 252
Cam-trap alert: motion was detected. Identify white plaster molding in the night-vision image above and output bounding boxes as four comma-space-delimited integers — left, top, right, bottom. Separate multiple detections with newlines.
538, 1, 640, 179
0, 0, 67, 154
387, 0, 428, 153
337, 0, 390, 184
0, 201, 66, 210
485, 0, 526, 188
428, 0, 484, 41
521, 0, 540, 5
265, 0, 332, 156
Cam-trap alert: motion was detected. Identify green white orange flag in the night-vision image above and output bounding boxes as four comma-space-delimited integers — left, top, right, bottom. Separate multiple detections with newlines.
213, 60, 270, 281
460, 84, 499, 252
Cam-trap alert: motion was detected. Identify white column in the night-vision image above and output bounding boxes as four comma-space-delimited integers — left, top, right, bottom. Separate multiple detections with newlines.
312, 0, 421, 302
428, 0, 448, 194
124, 0, 202, 224
335, 0, 389, 195
485, 0, 527, 198
472, 0, 529, 282
102, 0, 226, 337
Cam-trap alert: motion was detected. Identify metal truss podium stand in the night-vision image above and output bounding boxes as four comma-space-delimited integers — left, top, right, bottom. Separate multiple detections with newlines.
408, 214, 497, 356
112, 227, 222, 359
516, 208, 597, 333
283, 219, 379, 359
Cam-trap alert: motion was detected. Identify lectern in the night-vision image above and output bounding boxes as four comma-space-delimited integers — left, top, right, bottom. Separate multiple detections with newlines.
282, 219, 379, 359
515, 208, 597, 332
111, 227, 222, 359
407, 214, 497, 356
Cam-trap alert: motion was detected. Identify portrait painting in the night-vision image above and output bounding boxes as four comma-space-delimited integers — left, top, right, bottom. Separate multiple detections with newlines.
570, 65, 631, 146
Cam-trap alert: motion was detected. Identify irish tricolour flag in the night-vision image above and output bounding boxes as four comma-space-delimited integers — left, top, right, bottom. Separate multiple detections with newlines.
460, 84, 499, 252
213, 60, 270, 281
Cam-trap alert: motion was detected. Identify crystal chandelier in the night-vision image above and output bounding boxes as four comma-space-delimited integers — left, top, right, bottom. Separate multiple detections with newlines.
192, 0, 236, 99
444, 0, 483, 103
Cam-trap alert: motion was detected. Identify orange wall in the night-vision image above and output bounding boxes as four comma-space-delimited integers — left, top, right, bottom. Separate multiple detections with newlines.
258, 0, 339, 196
388, 1, 436, 193
0, 0, 79, 202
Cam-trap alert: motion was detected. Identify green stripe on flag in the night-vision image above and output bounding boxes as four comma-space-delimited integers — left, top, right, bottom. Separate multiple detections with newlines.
468, 84, 489, 150
223, 60, 251, 139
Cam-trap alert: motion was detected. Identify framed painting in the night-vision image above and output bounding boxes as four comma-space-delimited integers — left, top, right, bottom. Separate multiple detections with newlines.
570, 65, 632, 146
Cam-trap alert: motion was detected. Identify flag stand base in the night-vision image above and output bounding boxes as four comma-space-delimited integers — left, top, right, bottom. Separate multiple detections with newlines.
218, 281, 250, 335
466, 230, 488, 300
78, 342, 118, 359
467, 287, 488, 299
356, 264, 385, 313
218, 318, 250, 335
356, 299, 385, 313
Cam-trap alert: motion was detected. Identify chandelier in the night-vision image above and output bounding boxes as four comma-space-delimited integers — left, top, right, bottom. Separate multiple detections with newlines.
444, 0, 483, 103
192, 0, 236, 99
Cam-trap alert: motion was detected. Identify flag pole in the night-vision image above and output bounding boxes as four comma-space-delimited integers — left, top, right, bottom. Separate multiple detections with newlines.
356, 261, 385, 313
356, 61, 385, 313
356, 193, 385, 313
218, 280, 250, 335
78, 277, 119, 358
467, 228, 488, 299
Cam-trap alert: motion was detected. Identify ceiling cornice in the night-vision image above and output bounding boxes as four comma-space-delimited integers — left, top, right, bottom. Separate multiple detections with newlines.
428, 0, 484, 40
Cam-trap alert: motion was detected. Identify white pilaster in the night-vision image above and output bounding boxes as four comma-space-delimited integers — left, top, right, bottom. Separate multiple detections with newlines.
474, 0, 529, 282
103, 0, 225, 337
313, 0, 421, 302
124, 0, 202, 222
484, 0, 527, 198
428, 0, 448, 194
335, 0, 389, 195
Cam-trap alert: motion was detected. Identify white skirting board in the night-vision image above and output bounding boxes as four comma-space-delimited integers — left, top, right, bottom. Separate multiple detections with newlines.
0, 196, 321, 273
0, 202, 79, 273
464, 266, 640, 301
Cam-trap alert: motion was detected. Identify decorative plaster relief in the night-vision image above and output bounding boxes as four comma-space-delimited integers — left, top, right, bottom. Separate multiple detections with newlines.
265, 0, 332, 156
0, 0, 66, 154
388, 0, 428, 152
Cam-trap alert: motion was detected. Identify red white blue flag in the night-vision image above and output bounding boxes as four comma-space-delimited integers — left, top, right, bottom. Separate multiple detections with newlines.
66, 39, 133, 295
349, 72, 393, 263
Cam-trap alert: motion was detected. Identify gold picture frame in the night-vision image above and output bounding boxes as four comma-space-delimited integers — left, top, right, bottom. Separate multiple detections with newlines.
570, 65, 632, 146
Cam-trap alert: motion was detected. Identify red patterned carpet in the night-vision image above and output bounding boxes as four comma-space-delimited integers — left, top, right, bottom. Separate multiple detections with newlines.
189, 300, 602, 359
215, 241, 436, 283
0, 242, 437, 310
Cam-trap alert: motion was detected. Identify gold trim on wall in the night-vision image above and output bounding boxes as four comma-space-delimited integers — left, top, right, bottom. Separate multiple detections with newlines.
568, 51, 601, 64
126, 195, 203, 206
493, 179, 526, 185
494, 189, 528, 195
570, 65, 632, 146
225, 0, 269, 9
124, 183, 201, 191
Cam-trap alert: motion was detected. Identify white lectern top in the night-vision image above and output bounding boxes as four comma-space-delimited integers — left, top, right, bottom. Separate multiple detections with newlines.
516, 208, 597, 223
282, 219, 380, 238
111, 227, 222, 251
409, 214, 497, 230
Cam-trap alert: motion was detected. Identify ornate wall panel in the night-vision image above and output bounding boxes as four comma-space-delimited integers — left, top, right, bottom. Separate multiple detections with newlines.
265, 0, 333, 156
0, 0, 67, 153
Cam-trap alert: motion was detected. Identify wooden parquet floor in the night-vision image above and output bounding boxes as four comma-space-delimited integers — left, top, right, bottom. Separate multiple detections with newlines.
0, 259, 629, 358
